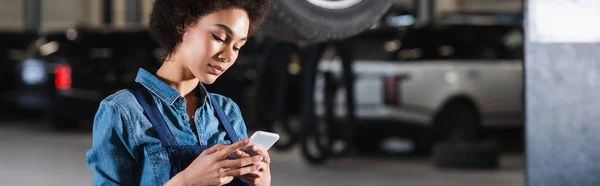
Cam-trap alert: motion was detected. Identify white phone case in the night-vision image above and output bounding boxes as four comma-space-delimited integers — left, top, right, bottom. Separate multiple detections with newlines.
244, 131, 280, 153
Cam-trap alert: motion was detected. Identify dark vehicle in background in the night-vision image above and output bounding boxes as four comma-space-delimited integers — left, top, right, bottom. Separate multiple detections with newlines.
44, 27, 162, 129
318, 23, 524, 152
4, 27, 161, 129
293, 8, 525, 166
0, 31, 40, 119
6, 27, 263, 129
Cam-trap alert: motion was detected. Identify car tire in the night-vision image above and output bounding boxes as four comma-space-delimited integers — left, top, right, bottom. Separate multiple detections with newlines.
301, 120, 332, 165
432, 141, 500, 169
271, 116, 301, 151
432, 100, 480, 144
262, 0, 392, 43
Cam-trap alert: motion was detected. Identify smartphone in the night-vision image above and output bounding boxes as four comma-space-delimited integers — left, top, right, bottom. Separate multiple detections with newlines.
243, 131, 280, 155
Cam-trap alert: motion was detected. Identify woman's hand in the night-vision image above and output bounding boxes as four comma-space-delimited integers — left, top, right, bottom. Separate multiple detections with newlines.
231, 146, 272, 186
165, 139, 264, 186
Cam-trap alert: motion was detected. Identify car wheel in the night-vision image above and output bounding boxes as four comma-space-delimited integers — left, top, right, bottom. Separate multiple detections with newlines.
433, 101, 480, 144
432, 141, 500, 169
262, 0, 392, 43
271, 116, 302, 151
317, 70, 356, 157
429, 100, 501, 168
301, 119, 332, 165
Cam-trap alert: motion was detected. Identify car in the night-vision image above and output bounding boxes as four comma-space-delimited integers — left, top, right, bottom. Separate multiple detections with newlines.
0, 31, 41, 120
2, 27, 162, 128
10, 26, 264, 129
313, 18, 524, 153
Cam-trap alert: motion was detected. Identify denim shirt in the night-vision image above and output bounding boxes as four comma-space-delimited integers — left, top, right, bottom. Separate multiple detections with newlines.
86, 68, 248, 186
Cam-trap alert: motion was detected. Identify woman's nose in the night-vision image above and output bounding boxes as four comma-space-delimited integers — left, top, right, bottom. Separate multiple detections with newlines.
218, 48, 235, 62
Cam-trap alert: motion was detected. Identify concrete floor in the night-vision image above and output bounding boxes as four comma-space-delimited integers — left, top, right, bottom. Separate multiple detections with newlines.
0, 120, 524, 186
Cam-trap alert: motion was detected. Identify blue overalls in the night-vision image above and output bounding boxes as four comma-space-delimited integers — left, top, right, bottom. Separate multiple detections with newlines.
129, 83, 249, 185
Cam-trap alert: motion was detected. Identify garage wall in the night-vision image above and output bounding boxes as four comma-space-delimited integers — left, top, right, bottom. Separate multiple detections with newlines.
0, 0, 24, 30
113, 0, 126, 27
41, 0, 87, 31
0, 0, 520, 31
0, 0, 97, 31
142, 0, 153, 26
393, 0, 415, 8
393, 0, 522, 13
0, 0, 129, 31
83, 0, 103, 27
461, 0, 522, 13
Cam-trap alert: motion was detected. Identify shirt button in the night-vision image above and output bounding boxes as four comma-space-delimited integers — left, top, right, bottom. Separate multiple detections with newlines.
182, 115, 189, 120
178, 99, 184, 104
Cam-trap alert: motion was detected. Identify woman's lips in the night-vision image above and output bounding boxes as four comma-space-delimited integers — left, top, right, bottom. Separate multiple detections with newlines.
209, 64, 224, 75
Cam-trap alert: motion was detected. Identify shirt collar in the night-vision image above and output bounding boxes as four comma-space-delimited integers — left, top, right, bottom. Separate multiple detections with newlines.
134, 68, 208, 106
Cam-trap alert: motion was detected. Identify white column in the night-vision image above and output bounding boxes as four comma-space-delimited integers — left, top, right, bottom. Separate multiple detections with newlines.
113, 0, 126, 27
141, 0, 153, 26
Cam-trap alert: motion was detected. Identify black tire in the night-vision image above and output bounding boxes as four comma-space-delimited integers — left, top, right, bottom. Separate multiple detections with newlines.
326, 120, 355, 157
315, 119, 334, 153
318, 71, 356, 157
432, 141, 499, 169
271, 116, 301, 151
263, 0, 392, 43
301, 120, 332, 165
414, 100, 479, 155
432, 100, 480, 144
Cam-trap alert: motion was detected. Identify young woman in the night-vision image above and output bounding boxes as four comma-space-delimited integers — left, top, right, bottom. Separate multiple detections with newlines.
86, 1, 270, 185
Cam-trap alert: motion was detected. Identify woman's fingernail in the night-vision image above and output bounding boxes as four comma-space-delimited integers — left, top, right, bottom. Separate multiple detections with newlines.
252, 146, 258, 151
254, 165, 261, 170
258, 156, 263, 161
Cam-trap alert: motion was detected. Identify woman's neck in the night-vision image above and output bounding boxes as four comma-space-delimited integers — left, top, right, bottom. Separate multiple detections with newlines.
155, 58, 199, 97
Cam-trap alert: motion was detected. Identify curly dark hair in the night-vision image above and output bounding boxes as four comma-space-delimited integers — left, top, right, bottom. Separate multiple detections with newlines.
149, 0, 270, 57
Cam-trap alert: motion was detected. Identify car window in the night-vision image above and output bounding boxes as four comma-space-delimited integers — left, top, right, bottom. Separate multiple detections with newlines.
348, 8, 524, 62
398, 25, 523, 61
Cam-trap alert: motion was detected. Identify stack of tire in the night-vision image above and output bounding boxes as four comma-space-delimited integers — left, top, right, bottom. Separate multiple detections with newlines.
432, 141, 499, 169
430, 100, 500, 169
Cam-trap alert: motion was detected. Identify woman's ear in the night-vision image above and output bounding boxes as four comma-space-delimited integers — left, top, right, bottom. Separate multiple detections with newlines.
176, 26, 186, 35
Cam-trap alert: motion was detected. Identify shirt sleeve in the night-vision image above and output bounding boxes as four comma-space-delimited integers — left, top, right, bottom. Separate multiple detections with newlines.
86, 100, 138, 186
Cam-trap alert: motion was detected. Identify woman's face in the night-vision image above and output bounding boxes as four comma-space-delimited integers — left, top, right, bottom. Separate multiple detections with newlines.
175, 8, 249, 84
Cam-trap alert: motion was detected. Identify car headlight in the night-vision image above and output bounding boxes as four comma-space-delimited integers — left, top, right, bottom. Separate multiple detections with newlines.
21, 58, 47, 85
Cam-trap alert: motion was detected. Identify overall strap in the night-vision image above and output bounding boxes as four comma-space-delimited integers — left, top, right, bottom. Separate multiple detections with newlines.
129, 83, 178, 147
207, 93, 241, 142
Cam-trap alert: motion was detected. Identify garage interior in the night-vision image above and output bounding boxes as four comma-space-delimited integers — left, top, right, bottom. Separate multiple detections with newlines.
0, 0, 597, 185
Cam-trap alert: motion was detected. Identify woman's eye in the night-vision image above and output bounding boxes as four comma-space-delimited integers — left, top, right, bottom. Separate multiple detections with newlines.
233, 47, 240, 51
212, 34, 225, 43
